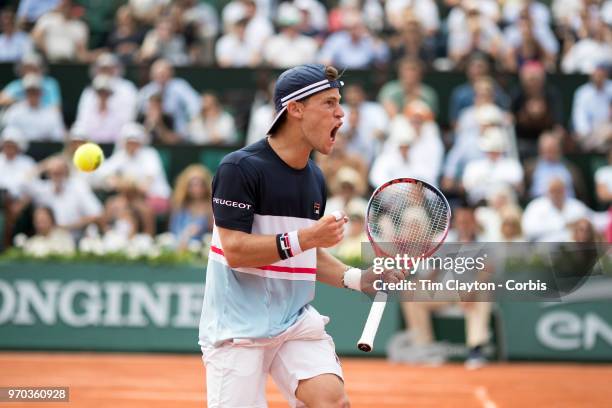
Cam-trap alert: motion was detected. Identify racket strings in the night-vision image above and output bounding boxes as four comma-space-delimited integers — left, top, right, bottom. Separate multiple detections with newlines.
368, 182, 449, 257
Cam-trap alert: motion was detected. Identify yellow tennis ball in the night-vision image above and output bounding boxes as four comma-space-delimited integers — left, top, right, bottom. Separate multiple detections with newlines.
73, 143, 104, 172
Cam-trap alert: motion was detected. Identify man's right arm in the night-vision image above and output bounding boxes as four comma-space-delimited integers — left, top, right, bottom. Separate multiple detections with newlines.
217, 214, 346, 268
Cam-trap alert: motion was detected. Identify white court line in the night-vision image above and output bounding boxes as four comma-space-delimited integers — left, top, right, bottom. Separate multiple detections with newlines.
474, 386, 498, 408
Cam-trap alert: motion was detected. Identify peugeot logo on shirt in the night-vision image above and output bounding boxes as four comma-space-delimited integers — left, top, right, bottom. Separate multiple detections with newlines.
213, 197, 252, 210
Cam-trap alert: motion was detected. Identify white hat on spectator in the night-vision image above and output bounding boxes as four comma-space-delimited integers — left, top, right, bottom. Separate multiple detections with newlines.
224, 2, 248, 26
478, 126, 507, 153
96, 52, 119, 68
475, 104, 504, 125
277, 3, 301, 26
20, 52, 43, 68
389, 116, 416, 146
92, 74, 114, 93
119, 122, 149, 145
333, 166, 366, 196
0, 126, 28, 152
22, 73, 43, 90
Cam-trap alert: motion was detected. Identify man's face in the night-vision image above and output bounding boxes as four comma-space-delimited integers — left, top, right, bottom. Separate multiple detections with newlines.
467, 59, 488, 80
548, 180, 566, 207
2, 142, 18, 159
298, 88, 344, 155
400, 64, 420, 87
25, 88, 41, 105
540, 137, 560, 161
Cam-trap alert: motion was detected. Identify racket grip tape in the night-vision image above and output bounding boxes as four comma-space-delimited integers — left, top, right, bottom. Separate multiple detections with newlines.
357, 291, 388, 352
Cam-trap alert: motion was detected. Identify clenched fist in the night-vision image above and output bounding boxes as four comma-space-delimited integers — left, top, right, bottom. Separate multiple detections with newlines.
299, 211, 348, 250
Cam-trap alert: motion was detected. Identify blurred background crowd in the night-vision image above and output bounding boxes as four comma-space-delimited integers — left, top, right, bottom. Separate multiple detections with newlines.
0, 0, 610, 255
0, 0, 610, 367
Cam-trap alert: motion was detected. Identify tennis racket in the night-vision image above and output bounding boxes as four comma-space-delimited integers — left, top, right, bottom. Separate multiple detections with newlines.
357, 178, 451, 352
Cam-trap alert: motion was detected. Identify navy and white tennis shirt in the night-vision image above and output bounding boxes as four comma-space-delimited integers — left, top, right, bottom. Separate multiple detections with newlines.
198, 138, 327, 346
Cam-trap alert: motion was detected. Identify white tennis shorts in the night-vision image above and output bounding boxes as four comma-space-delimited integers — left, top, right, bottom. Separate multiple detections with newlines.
201, 305, 344, 408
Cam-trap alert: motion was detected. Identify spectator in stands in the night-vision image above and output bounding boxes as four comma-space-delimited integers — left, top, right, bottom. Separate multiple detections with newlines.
503, 8, 558, 72
325, 166, 368, 220
138, 59, 200, 137
385, 0, 440, 38
0, 8, 33, 63
246, 79, 275, 145
318, 10, 389, 69
73, 74, 131, 144
128, 0, 166, 26
388, 10, 436, 66
2, 74, 65, 142
370, 119, 436, 186
503, 0, 551, 27
293, 0, 328, 35
30, 206, 75, 253
91, 52, 138, 100
397, 100, 444, 185
378, 57, 439, 118
139, 16, 190, 66
21, 155, 103, 239
77, 53, 138, 129
522, 178, 591, 242
571, 217, 599, 243
177, 0, 220, 65
448, 53, 510, 127
510, 61, 563, 157
524, 132, 586, 200
137, 92, 180, 145
327, 0, 384, 34
0, 127, 35, 200
561, 19, 612, 74
462, 126, 524, 205
262, 3, 318, 68
215, 13, 261, 67
222, 0, 273, 49
0, 52, 61, 109
101, 194, 141, 240
448, 0, 506, 68
571, 63, 612, 152
170, 164, 213, 250
444, 81, 516, 192
446, 0, 501, 32
499, 206, 525, 242
16, 0, 60, 28
474, 185, 522, 241
106, 5, 146, 66
338, 84, 388, 164
96, 123, 171, 219
31, 0, 89, 63
402, 205, 492, 368
188, 92, 238, 145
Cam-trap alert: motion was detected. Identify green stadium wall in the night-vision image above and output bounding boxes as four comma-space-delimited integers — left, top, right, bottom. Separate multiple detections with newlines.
1, 261, 611, 361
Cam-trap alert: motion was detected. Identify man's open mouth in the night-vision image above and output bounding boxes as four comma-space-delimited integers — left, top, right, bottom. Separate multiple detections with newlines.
330, 124, 341, 141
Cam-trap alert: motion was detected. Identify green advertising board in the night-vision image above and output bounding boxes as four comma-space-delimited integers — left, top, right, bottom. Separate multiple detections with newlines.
0, 261, 401, 356
498, 280, 612, 361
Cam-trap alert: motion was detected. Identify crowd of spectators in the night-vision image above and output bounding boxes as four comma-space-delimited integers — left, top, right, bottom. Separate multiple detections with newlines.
0, 0, 611, 367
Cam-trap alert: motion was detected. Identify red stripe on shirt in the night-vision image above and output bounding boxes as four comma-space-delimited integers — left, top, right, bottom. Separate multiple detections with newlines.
210, 245, 316, 274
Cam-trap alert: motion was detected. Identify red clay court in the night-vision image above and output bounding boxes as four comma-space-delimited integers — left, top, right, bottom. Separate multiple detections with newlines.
1, 352, 611, 407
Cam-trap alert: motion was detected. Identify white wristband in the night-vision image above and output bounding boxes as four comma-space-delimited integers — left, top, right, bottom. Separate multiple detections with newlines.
343, 267, 362, 291
288, 230, 302, 256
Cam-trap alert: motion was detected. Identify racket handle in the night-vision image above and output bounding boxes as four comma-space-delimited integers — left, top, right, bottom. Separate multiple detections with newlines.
357, 291, 388, 352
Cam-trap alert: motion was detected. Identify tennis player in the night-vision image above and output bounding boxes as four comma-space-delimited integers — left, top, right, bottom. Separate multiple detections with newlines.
199, 64, 404, 407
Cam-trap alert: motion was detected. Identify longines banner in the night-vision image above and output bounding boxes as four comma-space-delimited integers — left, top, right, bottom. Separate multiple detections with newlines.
0, 262, 206, 352
0, 261, 400, 355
